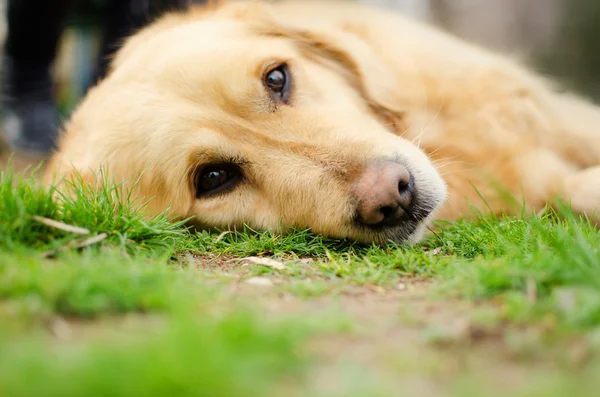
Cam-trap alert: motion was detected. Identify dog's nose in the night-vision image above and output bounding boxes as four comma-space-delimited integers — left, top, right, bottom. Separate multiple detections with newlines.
353, 161, 415, 227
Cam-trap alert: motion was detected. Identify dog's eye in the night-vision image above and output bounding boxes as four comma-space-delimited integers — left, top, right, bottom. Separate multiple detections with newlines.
194, 163, 242, 198
264, 64, 290, 104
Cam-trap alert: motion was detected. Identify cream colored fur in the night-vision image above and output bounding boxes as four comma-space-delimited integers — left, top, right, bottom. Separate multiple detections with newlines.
45, 0, 600, 244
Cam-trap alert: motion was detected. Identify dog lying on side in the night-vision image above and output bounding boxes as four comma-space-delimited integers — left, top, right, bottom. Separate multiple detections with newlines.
45, 0, 600, 245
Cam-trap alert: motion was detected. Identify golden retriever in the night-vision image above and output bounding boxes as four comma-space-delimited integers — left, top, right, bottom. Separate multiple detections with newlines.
45, 0, 600, 245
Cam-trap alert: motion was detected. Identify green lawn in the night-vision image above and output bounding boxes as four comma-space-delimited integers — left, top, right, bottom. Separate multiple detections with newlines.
1, 162, 600, 397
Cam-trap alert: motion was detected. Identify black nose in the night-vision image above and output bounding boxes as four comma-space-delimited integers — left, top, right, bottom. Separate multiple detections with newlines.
352, 161, 415, 228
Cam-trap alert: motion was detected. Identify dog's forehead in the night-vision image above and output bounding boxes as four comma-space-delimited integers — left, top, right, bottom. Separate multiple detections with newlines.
160, 19, 250, 50
113, 18, 292, 80
150, 20, 272, 58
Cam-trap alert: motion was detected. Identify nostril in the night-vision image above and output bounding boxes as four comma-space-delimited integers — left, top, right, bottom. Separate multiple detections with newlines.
377, 204, 406, 226
379, 205, 396, 219
398, 180, 409, 191
397, 174, 415, 209
398, 174, 413, 193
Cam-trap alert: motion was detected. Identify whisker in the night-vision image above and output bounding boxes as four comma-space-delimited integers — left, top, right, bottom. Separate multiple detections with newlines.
411, 98, 445, 148
433, 160, 470, 170
419, 103, 444, 148
439, 168, 472, 177
430, 155, 462, 165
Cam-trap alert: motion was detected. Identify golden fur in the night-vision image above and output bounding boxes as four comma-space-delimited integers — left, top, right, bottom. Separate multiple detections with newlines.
45, 0, 600, 244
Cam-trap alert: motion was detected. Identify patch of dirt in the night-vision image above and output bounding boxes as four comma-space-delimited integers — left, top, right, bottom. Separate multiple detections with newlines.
203, 270, 598, 396
180, 253, 242, 272
17, 269, 597, 397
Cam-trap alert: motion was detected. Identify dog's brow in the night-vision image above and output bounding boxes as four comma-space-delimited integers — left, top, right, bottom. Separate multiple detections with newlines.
187, 148, 246, 166
205, 117, 323, 153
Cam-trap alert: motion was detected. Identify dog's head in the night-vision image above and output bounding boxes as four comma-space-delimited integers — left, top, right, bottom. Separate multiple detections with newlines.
48, 1, 447, 244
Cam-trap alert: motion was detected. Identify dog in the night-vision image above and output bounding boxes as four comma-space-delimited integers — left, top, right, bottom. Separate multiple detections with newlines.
44, 0, 600, 245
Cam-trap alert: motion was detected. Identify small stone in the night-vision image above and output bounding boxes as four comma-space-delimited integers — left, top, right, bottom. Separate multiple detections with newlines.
244, 277, 274, 287
238, 257, 286, 270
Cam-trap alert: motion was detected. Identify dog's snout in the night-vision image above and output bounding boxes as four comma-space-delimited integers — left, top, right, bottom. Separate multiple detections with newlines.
353, 161, 415, 227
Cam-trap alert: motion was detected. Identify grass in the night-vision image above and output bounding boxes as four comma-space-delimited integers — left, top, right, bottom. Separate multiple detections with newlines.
0, 165, 188, 253
1, 162, 600, 396
436, 212, 600, 328
0, 307, 312, 397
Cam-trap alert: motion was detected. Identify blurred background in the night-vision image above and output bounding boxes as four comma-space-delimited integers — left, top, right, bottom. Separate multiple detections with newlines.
0, 0, 598, 155
360, 0, 600, 101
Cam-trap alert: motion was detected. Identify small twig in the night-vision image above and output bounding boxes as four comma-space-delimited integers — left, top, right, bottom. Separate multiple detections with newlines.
69, 233, 109, 249
427, 225, 443, 241
215, 231, 232, 243
235, 256, 287, 270
31, 216, 90, 235
41, 233, 108, 258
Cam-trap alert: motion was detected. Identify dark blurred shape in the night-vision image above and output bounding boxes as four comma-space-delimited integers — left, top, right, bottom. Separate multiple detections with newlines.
1, 0, 194, 159
537, 0, 600, 101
